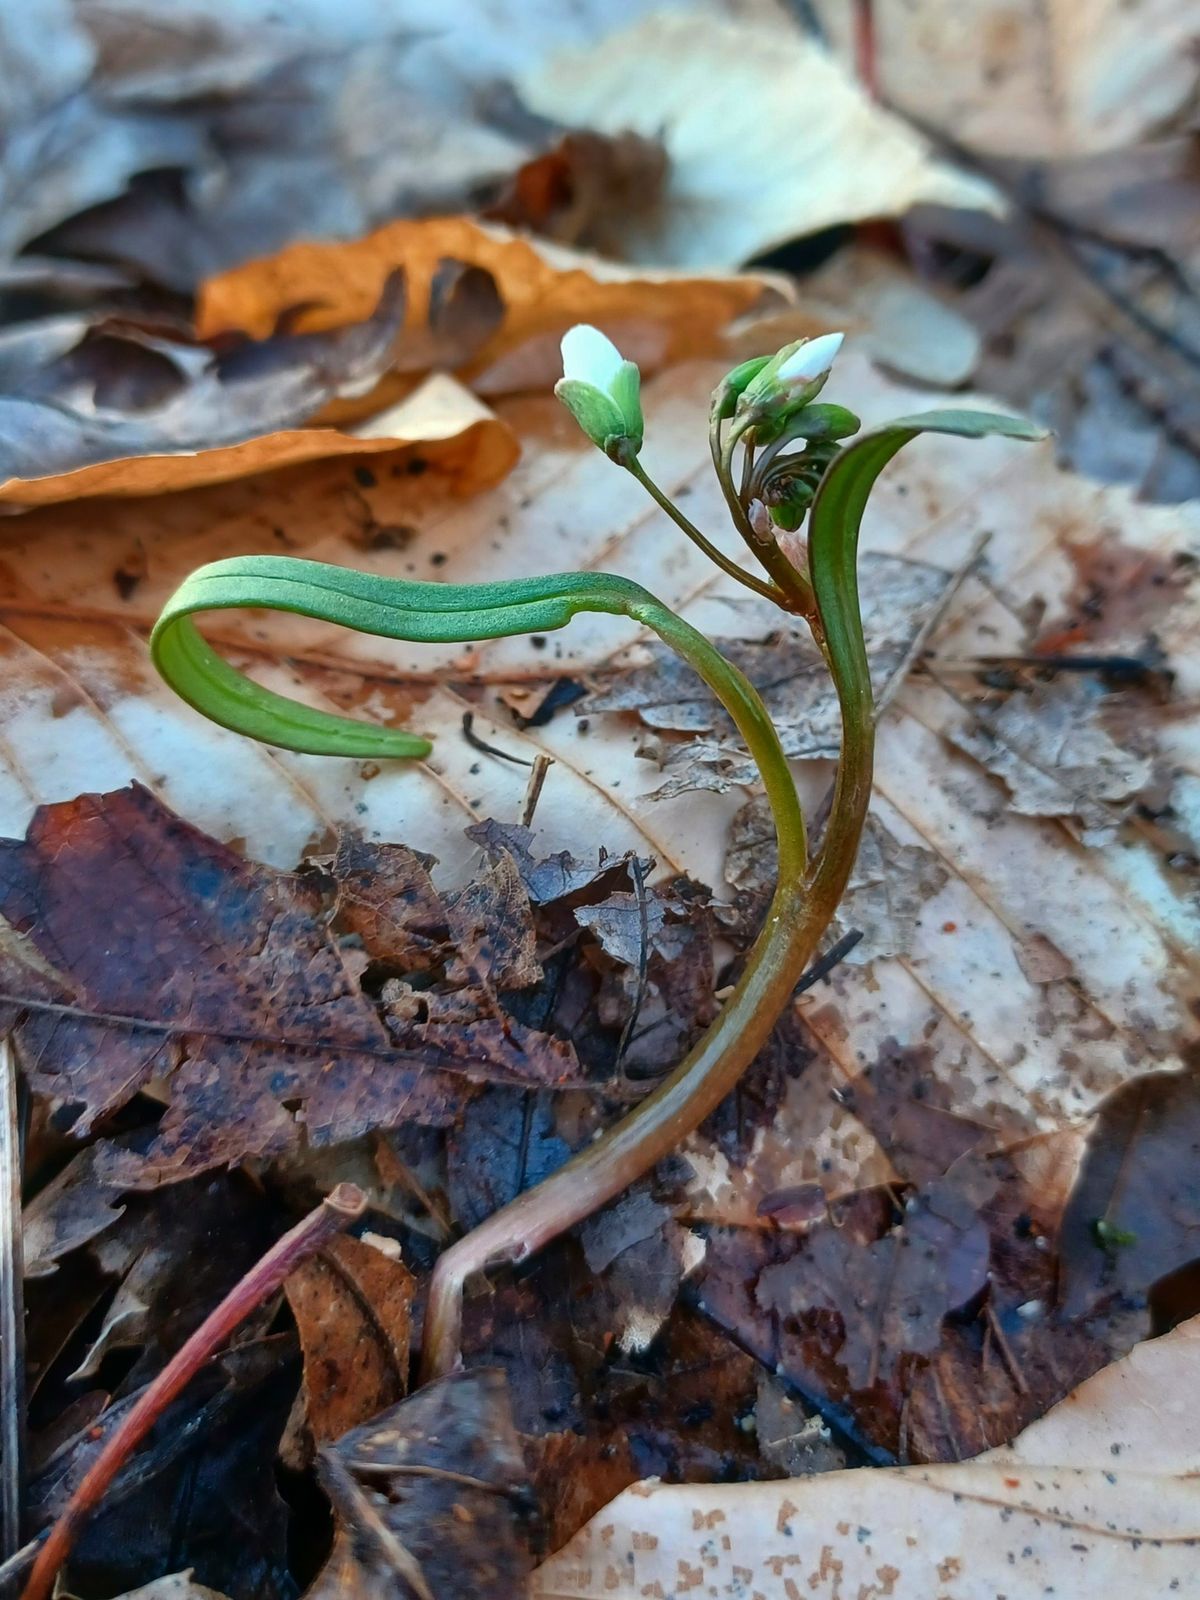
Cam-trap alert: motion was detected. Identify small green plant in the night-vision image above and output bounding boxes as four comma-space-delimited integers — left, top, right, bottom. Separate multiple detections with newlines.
151, 328, 1042, 1379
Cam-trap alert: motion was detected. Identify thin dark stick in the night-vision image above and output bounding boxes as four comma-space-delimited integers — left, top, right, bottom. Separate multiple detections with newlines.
0, 1038, 24, 1560
615, 855, 651, 1077
461, 710, 533, 767
21, 1184, 365, 1600
520, 754, 553, 827
794, 930, 863, 994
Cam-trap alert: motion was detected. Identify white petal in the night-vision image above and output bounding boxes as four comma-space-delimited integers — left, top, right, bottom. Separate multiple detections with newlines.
776, 331, 844, 386
560, 324, 625, 391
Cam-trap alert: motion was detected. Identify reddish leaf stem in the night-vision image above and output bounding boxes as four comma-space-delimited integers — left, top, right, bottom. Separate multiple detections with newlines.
21, 1183, 366, 1600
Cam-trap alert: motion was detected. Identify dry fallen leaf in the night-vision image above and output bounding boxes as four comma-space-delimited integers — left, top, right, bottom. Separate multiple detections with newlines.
196, 216, 779, 389
308, 1369, 531, 1600
810, 0, 1199, 159
517, 12, 1003, 268
0, 785, 580, 1187
947, 673, 1154, 845
531, 1316, 1200, 1597
0, 367, 517, 511
283, 1233, 414, 1457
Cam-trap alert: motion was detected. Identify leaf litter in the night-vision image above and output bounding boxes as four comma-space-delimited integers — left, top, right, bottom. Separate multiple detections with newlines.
2, 22, 1200, 1588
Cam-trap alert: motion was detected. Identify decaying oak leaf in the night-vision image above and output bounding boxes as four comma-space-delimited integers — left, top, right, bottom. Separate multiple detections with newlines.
283, 1233, 414, 1459
517, 13, 1003, 269
22, 1141, 127, 1277
1058, 1069, 1200, 1322
307, 1369, 532, 1600
810, 0, 1199, 159
947, 675, 1154, 845
0, 276, 517, 509
196, 216, 779, 398
0, 785, 581, 1187
531, 1326, 1200, 1598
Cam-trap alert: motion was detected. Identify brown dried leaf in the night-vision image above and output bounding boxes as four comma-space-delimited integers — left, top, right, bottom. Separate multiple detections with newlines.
197, 216, 775, 394
22, 1143, 126, 1278
284, 1234, 414, 1458
0, 359, 517, 509
949, 677, 1153, 844
446, 1087, 574, 1235
811, 0, 1199, 159
465, 819, 642, 907
331, 835, 448, 974
755, 1178, 992, 1391
532, 1320, 1200, 1597
444, 847, 541, 994
462, 1254, 765, 1555
307, 1370, 531, 1600
484, 128, 669, 254
0, 786, 560, 1186
1059, 1070, 1200, 1322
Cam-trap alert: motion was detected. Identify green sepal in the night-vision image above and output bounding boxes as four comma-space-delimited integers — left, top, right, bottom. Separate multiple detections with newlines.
712, 355, 773, 420
787, 403, 860, 443
553, 379, 626, 451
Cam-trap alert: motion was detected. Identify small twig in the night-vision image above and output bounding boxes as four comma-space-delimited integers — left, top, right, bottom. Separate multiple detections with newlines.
342, 1460, 503, 1494
0, 1536, 36, 1591
461, 710, 533, 767
984, 1302, 1030, 1397
320, 1452, 435, 1600
614, 855, 651, 1078
519, 753, 554, 827
20, 1184, 366, 1600
794, 930, 863, 995
873, 530, 992, 724
0, 1039, 24, 1561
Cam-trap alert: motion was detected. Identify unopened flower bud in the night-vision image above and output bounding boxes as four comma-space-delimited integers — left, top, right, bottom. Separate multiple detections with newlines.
555, 325, 644, 457
738, 332, 846, 426
787, 402, 860, 443
711, 355, 773, 420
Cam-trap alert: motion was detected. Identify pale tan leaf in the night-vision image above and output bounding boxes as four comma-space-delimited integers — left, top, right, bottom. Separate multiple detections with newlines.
533, 1319, 1200, 1597
517, 14, 1004, 269
811, 0, 1199, 159
105, 1576, 231, 1600
0, 373, 517, 510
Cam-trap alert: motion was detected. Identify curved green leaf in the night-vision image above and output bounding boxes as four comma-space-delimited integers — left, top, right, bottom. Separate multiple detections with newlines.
150, 554, 807, 872
806, 407, 1046, 899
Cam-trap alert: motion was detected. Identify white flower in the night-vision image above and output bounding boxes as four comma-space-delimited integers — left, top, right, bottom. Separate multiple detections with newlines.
561, 325, 626, 391
739, 331, 846, 422
775, 331, 844, 391
555, 324, 644, 456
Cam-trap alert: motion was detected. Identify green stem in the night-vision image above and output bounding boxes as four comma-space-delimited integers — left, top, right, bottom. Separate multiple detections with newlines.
621, 455, 783, 607
421, 593, 816, 1379
712, 416, 817, 619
